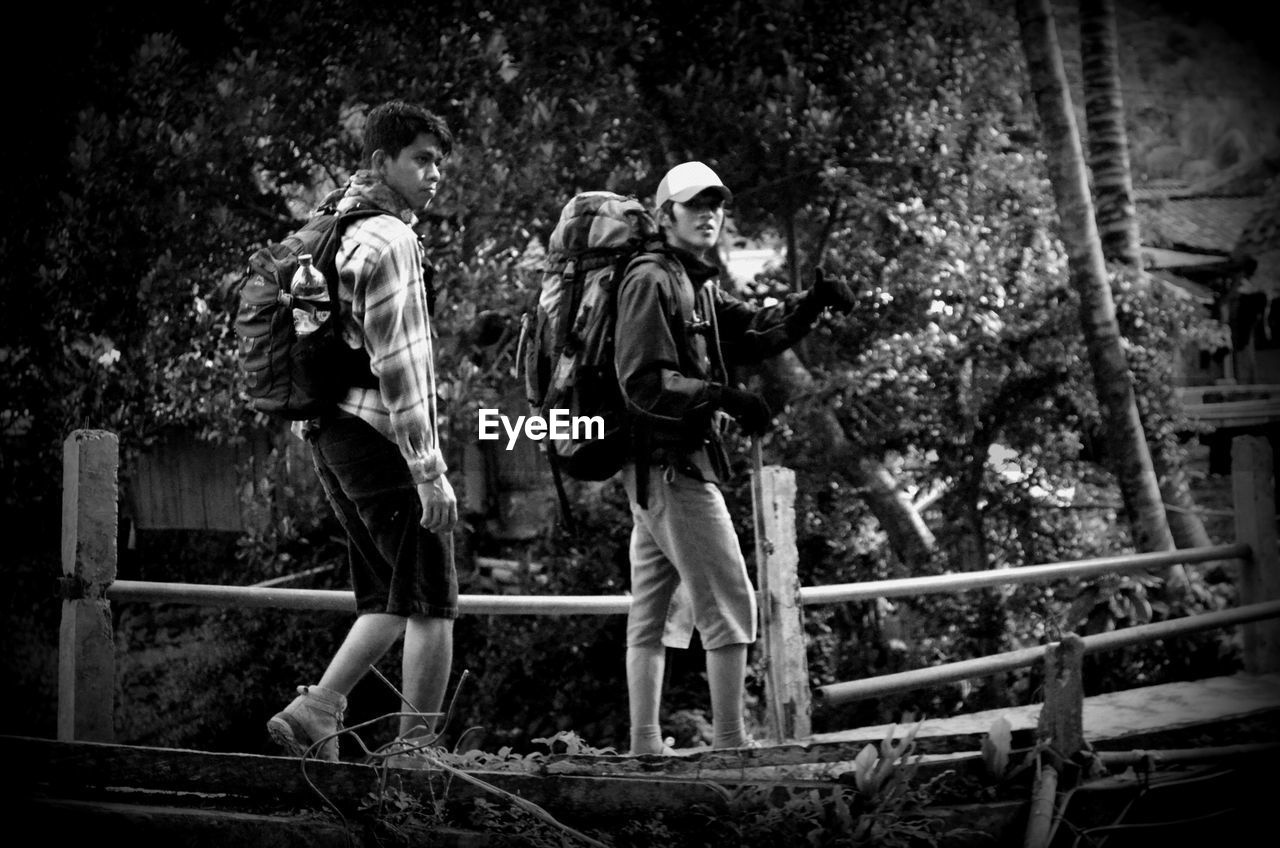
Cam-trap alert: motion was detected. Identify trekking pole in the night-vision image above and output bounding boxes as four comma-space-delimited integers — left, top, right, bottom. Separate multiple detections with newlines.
749, 435, 785, 741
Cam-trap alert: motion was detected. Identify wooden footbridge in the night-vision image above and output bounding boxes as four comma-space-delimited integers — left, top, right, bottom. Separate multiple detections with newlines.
7, 669, 1279, 846
14, 427, 1280, 846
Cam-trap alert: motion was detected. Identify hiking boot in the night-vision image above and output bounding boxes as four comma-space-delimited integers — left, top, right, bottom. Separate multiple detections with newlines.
267, 684, 346, 762
366, 735, 439, 768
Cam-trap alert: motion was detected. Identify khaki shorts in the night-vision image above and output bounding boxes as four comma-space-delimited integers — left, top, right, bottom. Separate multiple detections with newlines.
620, 462, 757, 651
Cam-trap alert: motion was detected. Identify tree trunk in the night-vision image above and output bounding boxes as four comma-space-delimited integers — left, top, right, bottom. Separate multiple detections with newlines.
1014, 0, 1182, 583
1080, 0, 1212, 558
712, 241, 937, 569
1079, 0, 1141, 265
1154, 460, 1214, 551
754, 350, 937, 567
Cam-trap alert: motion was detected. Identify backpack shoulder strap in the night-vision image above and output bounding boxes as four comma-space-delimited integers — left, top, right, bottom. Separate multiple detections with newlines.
322, 204, 392, 245
619, 246, 686, 307
310, 206, 395, 295
624, 241, 678, 273
335, 204, 389, 225
545, 449, 578, 536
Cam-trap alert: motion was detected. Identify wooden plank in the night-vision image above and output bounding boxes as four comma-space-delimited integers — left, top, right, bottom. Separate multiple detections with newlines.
1234, 434, 1280, 672
129, 438, 166, 528
0, 736, 765, 822
9, 798, 393, 847
130, 432, 251, 532
1178, 385, 1280, 405
59, 430, 118, 743
192, 438, 243, 531
1181, 399, 1280, 427
809, 671, 1280, 751
539, 738, 909, 777
751, 459, 812, 741
0, 737, 1039, 846
1176, 385, 1280, 427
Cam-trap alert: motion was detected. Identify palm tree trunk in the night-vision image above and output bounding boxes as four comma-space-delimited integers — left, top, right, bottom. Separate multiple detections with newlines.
1079, 0, 1141, 265
1014, 0, 1183, 585
1080, 0, 1213, 556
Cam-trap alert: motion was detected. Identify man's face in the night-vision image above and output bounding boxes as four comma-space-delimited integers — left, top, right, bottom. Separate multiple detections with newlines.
665, 190, 726, 256
375, 132, 445, 213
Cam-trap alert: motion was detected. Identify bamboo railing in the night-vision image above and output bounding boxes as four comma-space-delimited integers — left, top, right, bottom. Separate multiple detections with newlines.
58, 429, 1279, 747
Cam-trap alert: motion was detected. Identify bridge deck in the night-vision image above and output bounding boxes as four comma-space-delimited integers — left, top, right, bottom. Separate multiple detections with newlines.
803, 670, 1280, 753
5, 673, 1279, 846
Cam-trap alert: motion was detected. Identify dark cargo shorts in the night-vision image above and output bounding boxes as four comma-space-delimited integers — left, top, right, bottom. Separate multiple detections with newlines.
309, 413, 457, 619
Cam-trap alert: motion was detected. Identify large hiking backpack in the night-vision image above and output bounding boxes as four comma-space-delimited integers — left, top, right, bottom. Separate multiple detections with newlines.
233, 205, 384, 420
519, 191, 663, 499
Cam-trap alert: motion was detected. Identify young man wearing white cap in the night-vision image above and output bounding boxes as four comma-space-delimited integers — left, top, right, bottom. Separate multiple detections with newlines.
613, 160, 855, 754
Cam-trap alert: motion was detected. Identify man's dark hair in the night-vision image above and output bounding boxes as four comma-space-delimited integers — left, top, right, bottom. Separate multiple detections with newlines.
657, 199, 675, 229
361, 100, 454, 166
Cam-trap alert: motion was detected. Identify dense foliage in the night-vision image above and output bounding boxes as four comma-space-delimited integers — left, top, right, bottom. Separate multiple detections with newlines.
2, 0, 1265, 753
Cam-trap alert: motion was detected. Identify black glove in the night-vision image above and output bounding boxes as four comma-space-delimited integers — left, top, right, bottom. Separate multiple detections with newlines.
810, 267, 856, 315
715, 385, 773, 436
467, 310, 512, 347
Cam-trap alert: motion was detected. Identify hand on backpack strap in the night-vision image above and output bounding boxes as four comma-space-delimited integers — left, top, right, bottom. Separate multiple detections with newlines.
715, 385, 773, 437
809, 267, 856, 315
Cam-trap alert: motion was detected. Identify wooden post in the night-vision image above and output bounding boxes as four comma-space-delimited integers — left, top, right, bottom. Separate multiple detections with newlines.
58, 430, 119, 742
1026, 634, 1084, 848
1036, 633, 1085, 758
751, 447, 811, 741
1233, 434, 1280, 673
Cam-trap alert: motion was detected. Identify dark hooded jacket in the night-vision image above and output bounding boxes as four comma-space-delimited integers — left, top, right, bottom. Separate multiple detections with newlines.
613, 246, 825, 483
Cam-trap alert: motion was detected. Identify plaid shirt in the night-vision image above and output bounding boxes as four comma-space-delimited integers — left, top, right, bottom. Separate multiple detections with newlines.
327, 188, 445, 484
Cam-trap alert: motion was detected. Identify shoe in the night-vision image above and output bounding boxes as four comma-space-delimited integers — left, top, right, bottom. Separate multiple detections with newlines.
365, 735, 438, 766
629, 735, 679, 756
267, 684, 346, 762
714, 735, 764, 751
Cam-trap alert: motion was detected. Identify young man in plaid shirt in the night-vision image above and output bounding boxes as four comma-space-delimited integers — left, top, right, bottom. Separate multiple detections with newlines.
267, 101, 458, 761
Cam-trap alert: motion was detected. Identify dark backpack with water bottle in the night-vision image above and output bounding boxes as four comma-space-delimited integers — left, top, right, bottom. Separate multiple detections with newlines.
232, 204, 386, 420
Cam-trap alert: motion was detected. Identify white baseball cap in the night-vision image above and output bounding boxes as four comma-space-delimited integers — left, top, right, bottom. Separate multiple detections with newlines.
654, 161, 733, 208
